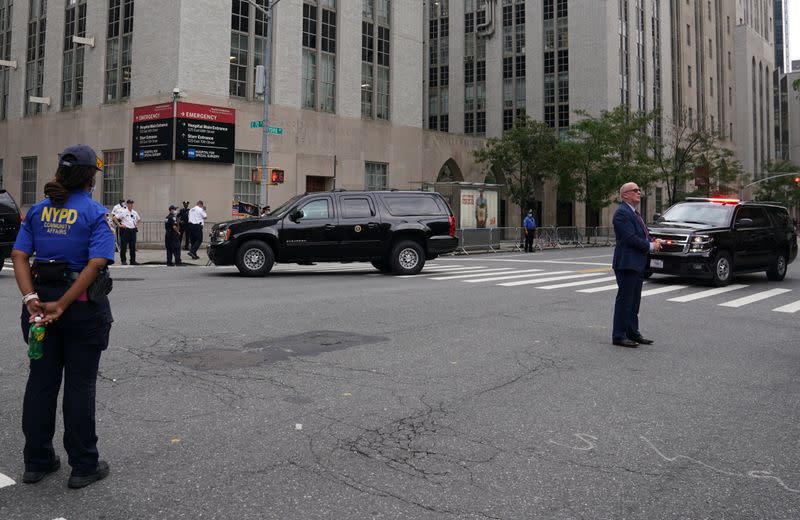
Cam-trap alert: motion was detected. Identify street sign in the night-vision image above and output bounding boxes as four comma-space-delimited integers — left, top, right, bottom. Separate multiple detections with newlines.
249, 121, 283, 135
175, 102, 236, 164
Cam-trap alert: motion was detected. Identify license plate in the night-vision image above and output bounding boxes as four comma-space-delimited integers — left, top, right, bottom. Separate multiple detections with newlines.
650, 259, 663, 269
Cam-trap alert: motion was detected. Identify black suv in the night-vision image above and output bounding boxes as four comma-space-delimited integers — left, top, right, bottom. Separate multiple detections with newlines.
646, 197, 798, 286
208, 190, 458, 276
0, 189, 22, 272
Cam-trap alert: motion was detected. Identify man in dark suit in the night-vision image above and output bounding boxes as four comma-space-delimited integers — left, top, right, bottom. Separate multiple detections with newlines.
612, 182, 662, 348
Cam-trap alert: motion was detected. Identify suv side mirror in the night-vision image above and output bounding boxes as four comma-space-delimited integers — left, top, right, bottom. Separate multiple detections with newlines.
735, 218, 754, 228
290, 209, 304, 222
652, 213, 661, 223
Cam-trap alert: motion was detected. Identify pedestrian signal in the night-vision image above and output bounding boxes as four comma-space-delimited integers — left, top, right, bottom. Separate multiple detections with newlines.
270, 169, 285, 184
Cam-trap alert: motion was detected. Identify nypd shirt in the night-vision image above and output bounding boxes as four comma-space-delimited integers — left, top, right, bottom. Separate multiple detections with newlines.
13, 190, 116, 273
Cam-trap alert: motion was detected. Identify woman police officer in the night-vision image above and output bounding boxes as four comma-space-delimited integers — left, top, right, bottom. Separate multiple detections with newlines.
11, 144, 115, 489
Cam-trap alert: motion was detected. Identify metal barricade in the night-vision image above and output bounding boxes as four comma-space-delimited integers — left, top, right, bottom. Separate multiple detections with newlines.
592, 226, 614, 246
555, 226, 584, 247
534, 227, 560, 251
135, 221, 217, 247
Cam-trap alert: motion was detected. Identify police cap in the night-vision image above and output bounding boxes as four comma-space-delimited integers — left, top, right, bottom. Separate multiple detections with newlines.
59, 144, 103, 171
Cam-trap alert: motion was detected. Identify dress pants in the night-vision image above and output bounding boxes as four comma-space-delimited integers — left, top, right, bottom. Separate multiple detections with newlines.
21, 283, 111, 477
119, 228, 137, 263
524, 232, 534, 252
188, 224, 203, 257
165, 233, 182, 265
612, 269, 643, 341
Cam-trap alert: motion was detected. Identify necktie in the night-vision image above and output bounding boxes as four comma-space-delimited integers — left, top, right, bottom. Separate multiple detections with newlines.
635, 210, 649, 238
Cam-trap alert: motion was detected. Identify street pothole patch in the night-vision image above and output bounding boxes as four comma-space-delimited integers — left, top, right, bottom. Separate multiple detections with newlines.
163, 330, 388, 370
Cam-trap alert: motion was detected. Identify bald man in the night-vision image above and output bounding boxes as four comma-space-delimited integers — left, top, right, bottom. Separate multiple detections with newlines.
611, 182, 662, 348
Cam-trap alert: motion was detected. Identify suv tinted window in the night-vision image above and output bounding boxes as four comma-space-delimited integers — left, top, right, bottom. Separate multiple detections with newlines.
766, 207, 791, 229
341, 197, 374, 218
736, 207, 770, 227
300, 199, 332, 219
383, 195, 444, 216
661, 202, 734, 227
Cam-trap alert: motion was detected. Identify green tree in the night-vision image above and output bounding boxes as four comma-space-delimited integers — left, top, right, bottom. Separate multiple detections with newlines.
753, 161, 800, 210
557, 106, 655, 227
473, 117, 559, 223
686, 132, 743, 198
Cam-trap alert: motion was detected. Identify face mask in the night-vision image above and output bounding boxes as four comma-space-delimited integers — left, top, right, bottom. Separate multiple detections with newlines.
90, 185, 96, 194
171, 210, 177, 216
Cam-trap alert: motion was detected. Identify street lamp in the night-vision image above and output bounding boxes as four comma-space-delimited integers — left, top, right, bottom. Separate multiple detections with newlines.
246, 0, 282, 210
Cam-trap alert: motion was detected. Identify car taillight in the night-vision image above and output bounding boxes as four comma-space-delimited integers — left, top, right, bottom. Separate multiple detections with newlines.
448, 215, 456, 237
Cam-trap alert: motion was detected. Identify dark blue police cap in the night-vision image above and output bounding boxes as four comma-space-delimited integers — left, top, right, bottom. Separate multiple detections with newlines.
59, 144, 103, 171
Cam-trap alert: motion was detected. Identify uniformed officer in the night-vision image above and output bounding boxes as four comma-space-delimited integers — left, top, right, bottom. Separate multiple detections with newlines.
165, 204, 182, 266
11, 144, 115, 489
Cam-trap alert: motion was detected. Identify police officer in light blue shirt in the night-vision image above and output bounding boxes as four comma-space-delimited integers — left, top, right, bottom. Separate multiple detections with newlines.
11, 144, 115, 489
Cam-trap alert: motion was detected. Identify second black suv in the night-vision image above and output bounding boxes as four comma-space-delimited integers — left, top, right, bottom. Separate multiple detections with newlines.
0, 190, 22, 272
646, 197, 798, 286
208, 190, 458, 276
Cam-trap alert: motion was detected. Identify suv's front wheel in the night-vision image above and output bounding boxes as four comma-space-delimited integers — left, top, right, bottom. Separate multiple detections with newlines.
711, 251, 733, 286
235, 240, 275, 277
766, 251, 788, 281
390, 240, 425, 275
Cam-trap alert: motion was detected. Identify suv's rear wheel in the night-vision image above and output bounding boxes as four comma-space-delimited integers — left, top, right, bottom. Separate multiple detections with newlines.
766, 251, 788, 281
390, 240, 425, 275
711, 251, 733, 286
235, 240, 274, 277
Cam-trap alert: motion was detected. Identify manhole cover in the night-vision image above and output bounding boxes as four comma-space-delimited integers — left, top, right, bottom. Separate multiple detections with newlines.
163, 330, 387, 370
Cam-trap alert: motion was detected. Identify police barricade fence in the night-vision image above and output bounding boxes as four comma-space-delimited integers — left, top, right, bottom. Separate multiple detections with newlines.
453, 227, 524, 254
591, 226, 615, 246
134, 221, 218, 247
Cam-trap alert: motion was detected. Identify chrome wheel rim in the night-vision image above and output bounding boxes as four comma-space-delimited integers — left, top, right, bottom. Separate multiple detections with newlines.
243, 248, 266, 271
398, 248, 419, 270
716, 257, 730, 281
777, 255, 787, 276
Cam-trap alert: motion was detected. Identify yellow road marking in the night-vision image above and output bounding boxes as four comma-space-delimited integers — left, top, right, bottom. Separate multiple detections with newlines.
576, 267, 612, 273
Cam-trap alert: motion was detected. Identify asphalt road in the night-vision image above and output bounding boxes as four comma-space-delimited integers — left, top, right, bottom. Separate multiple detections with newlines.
1, 248, 798, 519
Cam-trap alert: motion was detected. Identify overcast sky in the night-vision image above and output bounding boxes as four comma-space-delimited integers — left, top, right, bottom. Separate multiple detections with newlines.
790, 2, 800, 62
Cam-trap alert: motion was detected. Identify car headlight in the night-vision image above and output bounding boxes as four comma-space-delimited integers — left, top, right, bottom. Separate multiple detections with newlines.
211, 227, 231, 243
689, 235, 712, 251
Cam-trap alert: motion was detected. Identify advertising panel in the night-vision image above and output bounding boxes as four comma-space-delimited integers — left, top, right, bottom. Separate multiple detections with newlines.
132, 103, 174, 162
460, 188, 498, 228
175, 102, 236, 164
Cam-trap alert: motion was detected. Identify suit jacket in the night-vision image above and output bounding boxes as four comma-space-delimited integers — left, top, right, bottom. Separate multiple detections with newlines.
612, 203, 651, 274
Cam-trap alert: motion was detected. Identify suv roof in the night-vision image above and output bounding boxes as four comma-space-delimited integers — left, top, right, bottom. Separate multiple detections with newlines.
683, 197, 790, 210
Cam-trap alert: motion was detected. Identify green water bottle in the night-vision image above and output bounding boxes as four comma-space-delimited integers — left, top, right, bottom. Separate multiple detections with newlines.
27, 317, 45, 361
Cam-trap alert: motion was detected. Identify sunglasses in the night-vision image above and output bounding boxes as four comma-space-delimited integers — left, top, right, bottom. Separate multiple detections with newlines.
625, 188, 642, 193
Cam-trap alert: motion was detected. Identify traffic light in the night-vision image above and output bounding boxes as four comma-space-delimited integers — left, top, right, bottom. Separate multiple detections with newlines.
794, 176, 800, 184
270, 169, 285, 184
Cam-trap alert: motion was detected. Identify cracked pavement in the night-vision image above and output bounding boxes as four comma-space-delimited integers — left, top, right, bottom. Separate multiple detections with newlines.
1, 249, 799, 519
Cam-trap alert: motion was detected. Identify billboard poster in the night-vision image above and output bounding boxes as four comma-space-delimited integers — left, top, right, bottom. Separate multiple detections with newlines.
132, 103, 174, 162
460, 188, 498, 228
175, 102, 236, 164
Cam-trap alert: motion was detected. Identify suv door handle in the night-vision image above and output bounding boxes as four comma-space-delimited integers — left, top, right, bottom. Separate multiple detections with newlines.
367, 222, 379, 229
323, 224, 336, 230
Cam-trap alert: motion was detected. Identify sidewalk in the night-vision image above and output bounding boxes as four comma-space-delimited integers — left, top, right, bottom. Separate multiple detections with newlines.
116, 245, 210, 266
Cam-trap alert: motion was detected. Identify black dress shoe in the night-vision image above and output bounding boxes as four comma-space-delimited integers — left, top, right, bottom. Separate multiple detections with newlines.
22, 456, 61, 483
613, 339, 639, 348
67, 460, 109, 489
631, 336, 654, 345
130, 261, 140, 265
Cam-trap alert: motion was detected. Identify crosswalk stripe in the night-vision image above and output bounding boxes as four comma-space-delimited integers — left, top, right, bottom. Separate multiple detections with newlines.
773, 299, 800, 313
430, 268, 544, 281
537, 276, 617, 290
464, 270, 571, 283
640, 285, 689, 297
719, 288, 792, 308
666, 284, 748, 302
499, 272, 607, 287
397, 266, 488, 278
0, 472, 15, 488
576, 284, 619, 293
429, 268, 517, 280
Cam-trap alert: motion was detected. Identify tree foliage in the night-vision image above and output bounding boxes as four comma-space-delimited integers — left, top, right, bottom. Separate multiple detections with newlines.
556, 106, 655, 226
473, 117, 559, 217
753, 161, 800, 210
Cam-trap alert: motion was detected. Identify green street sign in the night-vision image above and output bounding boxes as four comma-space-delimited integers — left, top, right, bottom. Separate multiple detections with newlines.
249, 121, 283, 135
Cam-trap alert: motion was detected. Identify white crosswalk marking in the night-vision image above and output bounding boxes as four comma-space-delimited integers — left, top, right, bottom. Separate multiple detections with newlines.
464, 270, 571, 283
429, 268, 516, 280
431, 268, 544, 280
666, 284, 748, 302
719, 288, 792, 308
576, 284, 619, 293
397, 266, 489, 278
0, 472, 15, 488
499, 272, 607, 287
537, 276, 617, 290
641, 285, 689, 297
773, 299, 800, 313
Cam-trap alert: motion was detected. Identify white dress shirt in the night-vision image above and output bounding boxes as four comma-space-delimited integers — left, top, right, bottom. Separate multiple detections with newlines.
188, 205, 207, 225
117, 208, 140, 229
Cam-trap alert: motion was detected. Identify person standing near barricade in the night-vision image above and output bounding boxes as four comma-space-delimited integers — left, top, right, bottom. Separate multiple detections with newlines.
110, 199, 125, 249
10, 144, 114, 489
177, 201, 190, 251
165, 205, 182, 266
523, 210, 537, 253
115, 199, 140, 265
187, 200, 207, 260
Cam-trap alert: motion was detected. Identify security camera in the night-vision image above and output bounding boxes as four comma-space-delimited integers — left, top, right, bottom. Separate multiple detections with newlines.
172, 87, 181, 95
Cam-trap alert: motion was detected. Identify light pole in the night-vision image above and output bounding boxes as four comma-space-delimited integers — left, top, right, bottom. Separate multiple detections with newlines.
740, 171, 800, 199
247, 0, 281, 210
